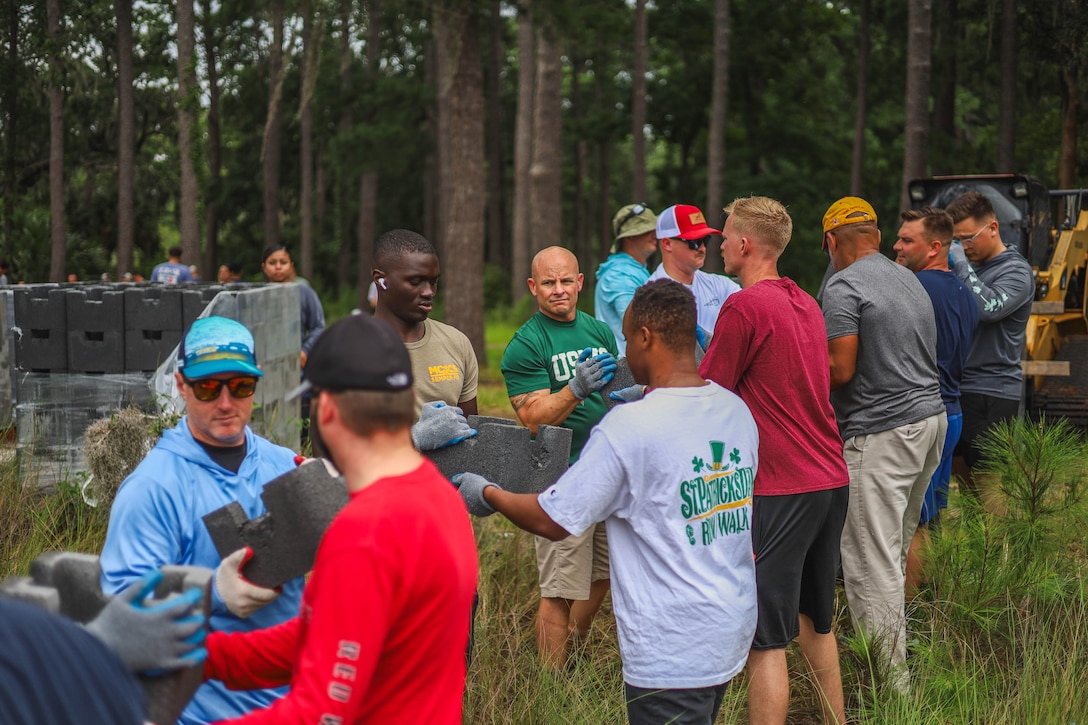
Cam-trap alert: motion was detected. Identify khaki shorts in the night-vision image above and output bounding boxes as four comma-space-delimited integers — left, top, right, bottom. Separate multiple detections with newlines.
536, 521, 610, 600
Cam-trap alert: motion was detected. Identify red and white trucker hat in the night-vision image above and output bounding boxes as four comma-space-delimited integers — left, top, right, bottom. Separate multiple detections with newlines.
655, 204, 722, 241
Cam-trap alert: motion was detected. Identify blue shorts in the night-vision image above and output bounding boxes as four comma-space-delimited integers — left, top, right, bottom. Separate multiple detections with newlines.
920, 412, 962, 525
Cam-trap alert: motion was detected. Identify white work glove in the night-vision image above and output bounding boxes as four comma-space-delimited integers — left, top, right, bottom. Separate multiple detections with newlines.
84, 569, 207, 673
214, 547, 280, 618
569, 348, 618, 400
411, 402, 478, 451
452, 473, 499, 517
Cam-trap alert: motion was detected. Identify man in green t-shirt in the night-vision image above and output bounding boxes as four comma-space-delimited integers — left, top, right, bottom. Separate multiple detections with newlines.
501, 246, 618, 670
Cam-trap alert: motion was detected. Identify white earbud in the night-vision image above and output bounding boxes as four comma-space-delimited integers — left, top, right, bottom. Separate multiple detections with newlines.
378, 278, 387, 290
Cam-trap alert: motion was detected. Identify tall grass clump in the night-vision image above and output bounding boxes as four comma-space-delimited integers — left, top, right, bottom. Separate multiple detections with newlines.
0, 456, 110, 579
879, 416, 1088, 723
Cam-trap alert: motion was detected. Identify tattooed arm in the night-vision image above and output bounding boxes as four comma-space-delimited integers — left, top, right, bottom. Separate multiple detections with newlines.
508, 387, 582, 435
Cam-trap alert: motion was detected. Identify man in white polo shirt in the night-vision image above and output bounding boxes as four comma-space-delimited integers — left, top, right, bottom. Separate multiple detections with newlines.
647, 203, 741, 334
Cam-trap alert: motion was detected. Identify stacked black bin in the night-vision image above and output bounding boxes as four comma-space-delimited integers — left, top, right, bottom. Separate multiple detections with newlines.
125, 287, 184, 373
67, 287, 125, 374
14, 287, 68, 372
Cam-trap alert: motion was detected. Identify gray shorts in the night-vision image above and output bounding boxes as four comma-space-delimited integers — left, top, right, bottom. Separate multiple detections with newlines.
624, 682, 727, 725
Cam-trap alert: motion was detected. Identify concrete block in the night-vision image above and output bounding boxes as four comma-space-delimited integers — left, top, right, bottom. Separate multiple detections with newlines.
599, 357, 637, 410
0, 551, 213, 725
13, 287, 68, 372
124, 287, 184, 331
426, 415, 573, 494
181, 289, 209, 330
67, 289, 125, 373
203, 462, 349, 589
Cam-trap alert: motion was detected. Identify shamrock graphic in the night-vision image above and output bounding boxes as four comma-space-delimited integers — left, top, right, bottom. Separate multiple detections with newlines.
729, 448, 741, 466
686, 524, 695, 546
691, 456, 704, 473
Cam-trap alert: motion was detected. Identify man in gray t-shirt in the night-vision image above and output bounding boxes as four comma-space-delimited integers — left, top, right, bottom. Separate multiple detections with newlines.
820, 197, 947, 689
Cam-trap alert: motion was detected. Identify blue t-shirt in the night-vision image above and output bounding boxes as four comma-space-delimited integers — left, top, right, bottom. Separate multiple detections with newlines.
916, 269, 979, 416
151, 261, 194, 284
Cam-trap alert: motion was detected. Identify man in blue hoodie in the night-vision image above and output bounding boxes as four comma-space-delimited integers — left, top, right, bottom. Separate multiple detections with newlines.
100, 316, 303, 724
595, 204, 658, 354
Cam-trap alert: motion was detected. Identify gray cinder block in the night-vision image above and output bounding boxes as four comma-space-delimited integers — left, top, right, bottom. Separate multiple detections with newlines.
202, 462, 349, 589
0, 552, 212, 725
599, 357, 637, 410
426, 415, 573, 494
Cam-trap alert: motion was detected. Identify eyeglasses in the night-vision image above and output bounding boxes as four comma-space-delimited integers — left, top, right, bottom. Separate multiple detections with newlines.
952, 225, 988, 245
185, 376, 258, 402
680, 238, 708, 251
616, 204, 647, 236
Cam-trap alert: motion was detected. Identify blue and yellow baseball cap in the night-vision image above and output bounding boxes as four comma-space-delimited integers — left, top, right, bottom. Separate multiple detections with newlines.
178, 316, 262, 379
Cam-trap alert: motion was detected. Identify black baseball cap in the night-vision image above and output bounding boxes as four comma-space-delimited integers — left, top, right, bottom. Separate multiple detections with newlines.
286, 313, 413, 401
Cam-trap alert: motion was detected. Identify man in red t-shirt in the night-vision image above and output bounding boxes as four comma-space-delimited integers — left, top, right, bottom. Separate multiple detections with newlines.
699, 196, 849, 725
202, 313, 479, 724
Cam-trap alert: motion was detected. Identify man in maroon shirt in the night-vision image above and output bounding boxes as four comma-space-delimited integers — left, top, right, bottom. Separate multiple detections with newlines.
201, 313, 479, 724
699, 196, 848, 725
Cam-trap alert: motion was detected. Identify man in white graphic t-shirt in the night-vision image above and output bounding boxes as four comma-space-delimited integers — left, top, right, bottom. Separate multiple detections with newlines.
457, 279, 758, 725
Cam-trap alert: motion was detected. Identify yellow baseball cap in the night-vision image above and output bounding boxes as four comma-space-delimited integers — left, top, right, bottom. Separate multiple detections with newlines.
822, 197, 878, 234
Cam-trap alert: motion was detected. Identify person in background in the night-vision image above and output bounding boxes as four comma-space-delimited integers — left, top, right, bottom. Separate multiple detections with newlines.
372, 229, 478, 418
0, 258, 9, 285
152, 246, 195, 284
217, 265, 233, 284
893, 206, 979, 593
648, 204, 741, 336
501, 246, 618, 670
260, 245, 324, 371
595, 203, 658, 354
944, 191, 1034, 501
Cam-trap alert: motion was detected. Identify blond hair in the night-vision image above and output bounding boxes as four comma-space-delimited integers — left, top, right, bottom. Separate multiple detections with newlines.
724, 196, 793, 253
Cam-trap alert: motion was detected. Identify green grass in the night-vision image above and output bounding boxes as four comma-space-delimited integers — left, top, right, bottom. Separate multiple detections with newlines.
4, 336, 1088, 724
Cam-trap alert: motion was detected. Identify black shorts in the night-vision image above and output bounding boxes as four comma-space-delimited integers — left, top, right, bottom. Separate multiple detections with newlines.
954, 392, 1021, 468
625, 682, 727, 725
751, 486, 848, 650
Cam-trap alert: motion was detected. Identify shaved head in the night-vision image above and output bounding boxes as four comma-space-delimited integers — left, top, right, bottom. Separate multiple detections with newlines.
528, 246, 583, 322
531, 246, 579, 279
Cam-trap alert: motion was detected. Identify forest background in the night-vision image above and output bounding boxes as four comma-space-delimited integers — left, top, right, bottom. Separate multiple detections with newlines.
3, 0, 1086, 365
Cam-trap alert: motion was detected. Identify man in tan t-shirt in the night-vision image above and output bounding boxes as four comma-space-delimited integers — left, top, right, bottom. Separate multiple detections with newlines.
372, 229, 479, 419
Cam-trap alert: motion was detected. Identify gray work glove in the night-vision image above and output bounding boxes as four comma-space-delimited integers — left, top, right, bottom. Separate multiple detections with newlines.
609, 384, 647, 404
215, 547, 280, 618
569, 348, 618, 400
452, 473, 499, 517
695, 326, 711, 353
85, 569, 206, 673
412, 402, 478, 451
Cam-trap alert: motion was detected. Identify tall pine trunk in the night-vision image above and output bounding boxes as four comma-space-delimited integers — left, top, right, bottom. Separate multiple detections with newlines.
47, 0, 66, 282
529, 23, 562, 252
202, 0, 221, 279
705, 0, 729, 273
434, 2, 486, 362
850, 0, 870, 196
336, 0, 354, 290
115, 0, 135, 275
900, 0, 932, 213
300, 0, 315, 280
997, 0, 1017, 172
631, 0, 647, 203
485, 0, 506, 270
510, 4, 534, 302
356, 1, 380, 308
177, 0, 200, 269
263, 0, 285, 250
1059, 68, 1078, 189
